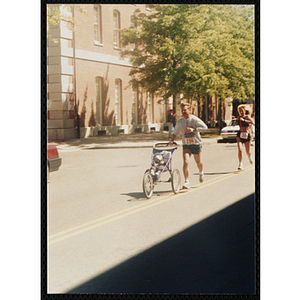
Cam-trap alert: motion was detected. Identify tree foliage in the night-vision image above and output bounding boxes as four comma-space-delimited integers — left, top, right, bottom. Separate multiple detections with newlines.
121, 4, 255, 105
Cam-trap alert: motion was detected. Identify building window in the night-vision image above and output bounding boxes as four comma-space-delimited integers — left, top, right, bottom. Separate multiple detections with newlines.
115, 79, 122, 125
68, 76, 73, 93
147, 92, 153, 123
130, 15, 136, 51
96, 77, 103, 125
113, 10, 120, 48
132, 89, 137, 125
94, 5, 102, 44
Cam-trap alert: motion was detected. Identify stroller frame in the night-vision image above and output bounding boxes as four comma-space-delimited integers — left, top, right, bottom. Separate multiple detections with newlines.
142, 142, 181, 199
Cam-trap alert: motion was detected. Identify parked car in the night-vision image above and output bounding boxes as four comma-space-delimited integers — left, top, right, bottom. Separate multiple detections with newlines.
220, 119, 255, 141
47, 144, 62, 173
221, 119, 239, 140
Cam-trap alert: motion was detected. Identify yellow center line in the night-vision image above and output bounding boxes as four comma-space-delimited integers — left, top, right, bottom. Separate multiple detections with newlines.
49, 166, 254, 245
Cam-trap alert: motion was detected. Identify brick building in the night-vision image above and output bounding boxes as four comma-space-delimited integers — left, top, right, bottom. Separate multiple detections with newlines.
47, 4, 235, 141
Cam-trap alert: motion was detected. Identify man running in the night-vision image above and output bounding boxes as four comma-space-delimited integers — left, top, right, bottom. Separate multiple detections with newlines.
169, 103, 208, 189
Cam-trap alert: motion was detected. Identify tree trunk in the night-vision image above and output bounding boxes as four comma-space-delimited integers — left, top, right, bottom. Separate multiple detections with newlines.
219, 99, 224, 134
198, 96, 201, 118
205, 95, 209, 125
172, 94, 176, 115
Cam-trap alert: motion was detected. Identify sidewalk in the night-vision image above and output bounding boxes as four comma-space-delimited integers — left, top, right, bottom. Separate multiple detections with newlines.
50, 130, 221, 152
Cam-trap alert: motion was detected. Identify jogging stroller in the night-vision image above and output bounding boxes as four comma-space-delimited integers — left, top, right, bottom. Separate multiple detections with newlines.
142, 142, 181, 199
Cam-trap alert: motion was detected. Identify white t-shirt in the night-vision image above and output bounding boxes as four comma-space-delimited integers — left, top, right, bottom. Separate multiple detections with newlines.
172, 115, 208, 145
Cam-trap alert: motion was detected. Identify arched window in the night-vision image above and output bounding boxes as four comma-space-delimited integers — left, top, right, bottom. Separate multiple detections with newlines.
147, 92, 153, 123
115, 79, 122, 125
113, 10, 120, 48
95, 77, 103, 125
132, 89, 137, 125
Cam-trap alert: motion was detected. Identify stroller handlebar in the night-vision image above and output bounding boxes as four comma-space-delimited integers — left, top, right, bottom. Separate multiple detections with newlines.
154, 142, 178, 148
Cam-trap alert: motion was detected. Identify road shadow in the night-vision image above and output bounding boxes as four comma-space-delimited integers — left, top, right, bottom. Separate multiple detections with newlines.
122, 190, 173, 201
121, 192, 146, 200
52, 132, 170, 147
67, 193, 256, 294
205, 172, 233, 175
217, 139, 237, 144
193, 171, 233, 175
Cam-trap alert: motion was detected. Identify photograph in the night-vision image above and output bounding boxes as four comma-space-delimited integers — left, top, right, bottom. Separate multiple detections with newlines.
5, 0, 300, 299
44, 1, 258, 297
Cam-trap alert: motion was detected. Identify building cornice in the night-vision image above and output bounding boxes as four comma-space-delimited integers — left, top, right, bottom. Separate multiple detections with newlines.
75, 48, 132, 67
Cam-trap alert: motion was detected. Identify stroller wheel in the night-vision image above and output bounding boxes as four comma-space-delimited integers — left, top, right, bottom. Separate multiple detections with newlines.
171, 169, 181, 194
143, 169, 154, 199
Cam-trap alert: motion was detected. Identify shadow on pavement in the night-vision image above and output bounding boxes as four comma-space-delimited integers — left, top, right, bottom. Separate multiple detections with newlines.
122, 190, 174, 201
52, 132, 170, 147
217, 139, 237, 144
121, 192, 146, 200
50, 130, 221, 148
194, 171, 233, 176
67, 193, 256, 294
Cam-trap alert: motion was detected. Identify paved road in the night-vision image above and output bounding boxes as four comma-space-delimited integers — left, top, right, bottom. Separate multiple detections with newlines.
47, 140, 256, 294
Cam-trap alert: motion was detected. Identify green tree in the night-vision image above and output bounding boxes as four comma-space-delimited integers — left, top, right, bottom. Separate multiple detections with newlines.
212, 5, 255, 101
121, 4, 202, 114
121, 4, 255, 120
183, 5, 255, 128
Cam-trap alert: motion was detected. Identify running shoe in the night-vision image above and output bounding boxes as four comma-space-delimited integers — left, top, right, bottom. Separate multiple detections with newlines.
238, 163, 243, 170
249, 156, 253, 164
182, 181, 191, 189
199, 173, 204, 183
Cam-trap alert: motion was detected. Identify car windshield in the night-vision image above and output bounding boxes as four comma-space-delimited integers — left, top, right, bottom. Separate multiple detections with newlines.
228, 119, 237, 126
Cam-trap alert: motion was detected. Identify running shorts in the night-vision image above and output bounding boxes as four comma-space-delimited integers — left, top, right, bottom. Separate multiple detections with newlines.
183, 143, 202, 154
237, 131, 251, 143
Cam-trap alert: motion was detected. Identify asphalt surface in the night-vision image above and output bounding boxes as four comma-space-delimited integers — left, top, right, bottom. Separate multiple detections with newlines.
47, 132, 257, 294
